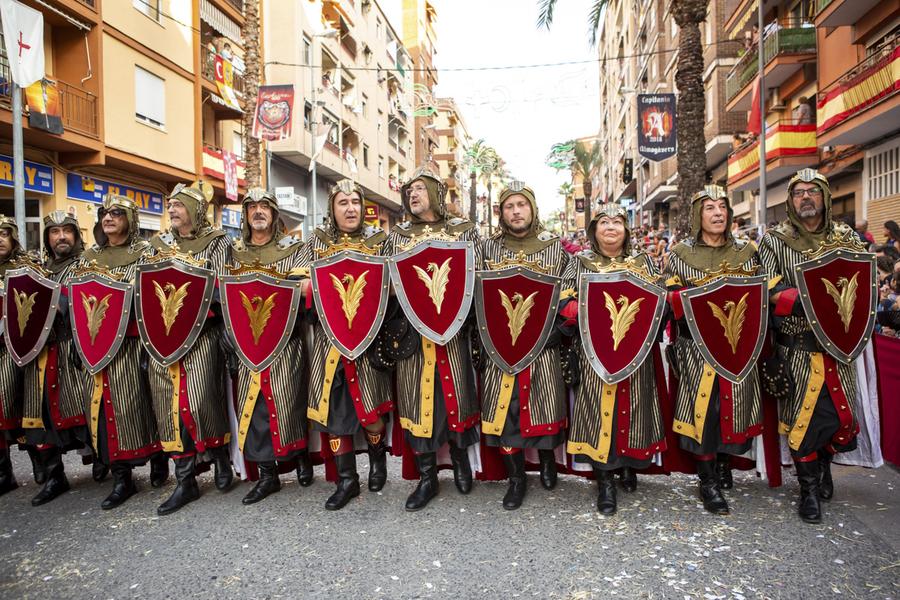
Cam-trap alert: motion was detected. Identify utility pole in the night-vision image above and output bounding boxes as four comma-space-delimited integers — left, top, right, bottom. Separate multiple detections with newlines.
756, 2, 767, 233
12, 83, 24, 238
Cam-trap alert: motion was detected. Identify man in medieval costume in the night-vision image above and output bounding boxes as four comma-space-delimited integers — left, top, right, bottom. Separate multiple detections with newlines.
561, 203, 667, 514
20, 211, 94, 505
758, 169, 864, 524
301, 179, 392, 511
230, 188, 313, 505
382, 166, 482, 511
663, 186, 763, 515
0, 217, 26, 496
479, 182, 569, 510
147, 182, 234, 515
78, 195, 162, 509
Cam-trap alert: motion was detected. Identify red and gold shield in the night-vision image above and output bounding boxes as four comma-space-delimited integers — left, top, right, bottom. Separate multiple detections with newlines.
69, 272, 133, 375
4, 266, 61, 366
795, 248, 876, 363
579, 270, 666, 384
135, 258, 216, 366
389, 239, 475, 344
220, 272, 303, 372
311, 250, 390, 360
475, 267, 561, 375
682, 275, 769, 383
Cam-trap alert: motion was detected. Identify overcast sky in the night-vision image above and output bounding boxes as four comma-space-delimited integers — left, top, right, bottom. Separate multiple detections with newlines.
430, 0, 601, 218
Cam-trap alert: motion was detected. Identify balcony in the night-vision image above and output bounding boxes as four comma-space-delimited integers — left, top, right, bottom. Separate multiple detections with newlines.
201, 144, 247, 187
201, 45, 245, 97
817, 39, 900, 146
725, 22, 816, 111
726, 120, 818, 191
0, 75, 99, 139
815, 0, 883, 27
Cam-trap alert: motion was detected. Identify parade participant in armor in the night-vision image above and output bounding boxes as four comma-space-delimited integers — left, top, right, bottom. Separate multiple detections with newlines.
561, 203, 666, 514
20, 211, 93, 505
301, 179, 392, 511
479, 182, 569, 510
663, 186, 763, 515
382, 166, 482, 511
759, 169, 864, 524
79, 196, 163, 509
148, 183, 234, 515
0, 217, 26, 496
230, 188, 313, 505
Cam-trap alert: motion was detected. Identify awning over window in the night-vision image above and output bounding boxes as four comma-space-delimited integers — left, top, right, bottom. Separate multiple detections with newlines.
201, 0, 241, 45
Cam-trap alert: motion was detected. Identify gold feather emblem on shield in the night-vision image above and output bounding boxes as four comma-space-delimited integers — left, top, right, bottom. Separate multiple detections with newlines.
707, 293, 749, 354
821, 273, 858, 333
13, 290, 38, 336
603, 292, 644, 351
81, 292, 112, 344
330, 271, 369, 329
499, 290, 538, 346
240, 291, 278, 344
153, 281, 191, 335
413, 257, 452, 314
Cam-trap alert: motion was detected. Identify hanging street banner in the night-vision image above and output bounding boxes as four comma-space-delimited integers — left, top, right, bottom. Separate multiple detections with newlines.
0, 0, 45, 87
637, 93, 677, 162
214, 54, 241, 111
252, 84, 294, 141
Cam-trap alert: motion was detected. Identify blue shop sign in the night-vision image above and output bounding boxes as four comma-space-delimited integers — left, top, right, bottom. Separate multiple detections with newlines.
66, 173, 164, 214
0, 154, 54, 195
222, 207, 242, 229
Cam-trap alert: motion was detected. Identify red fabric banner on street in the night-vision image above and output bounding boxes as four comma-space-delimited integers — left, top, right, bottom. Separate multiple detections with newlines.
252, 84, 295, 141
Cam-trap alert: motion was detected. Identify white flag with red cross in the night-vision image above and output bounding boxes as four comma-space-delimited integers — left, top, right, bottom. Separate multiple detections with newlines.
0, 0, 45, 87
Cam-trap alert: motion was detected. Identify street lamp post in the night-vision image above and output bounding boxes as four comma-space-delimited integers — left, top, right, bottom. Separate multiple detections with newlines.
310, 28, 339, 235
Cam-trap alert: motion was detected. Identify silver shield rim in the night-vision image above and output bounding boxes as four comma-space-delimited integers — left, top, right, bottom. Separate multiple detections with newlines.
4, 267, 62, 367
68, 274, 133, 375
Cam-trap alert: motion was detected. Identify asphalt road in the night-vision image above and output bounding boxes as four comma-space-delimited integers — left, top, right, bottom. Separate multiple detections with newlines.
0, 451, 897, 600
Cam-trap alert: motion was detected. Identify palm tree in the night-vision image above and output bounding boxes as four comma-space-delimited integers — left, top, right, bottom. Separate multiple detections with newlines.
571, 140, 601, 220
464, 139, 500, 226
242, 0, 262, 188
538, 0, 709, 235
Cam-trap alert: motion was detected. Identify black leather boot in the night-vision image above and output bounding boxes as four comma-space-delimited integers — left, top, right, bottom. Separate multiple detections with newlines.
242, 462, 281, 505
149, 453, 169, 488
366, 431, 388, 492
619, 467, 637, 493
31, 448, 70, 506
295, 450, 314, 487
818, 452, 834, 501
0, 447, 17, 496
595, 468, 617, 515
716, 453, 734, 490
448, 443, 472, 494
796, 460, 822, 524
211, 446, 233, 492
157, 455, 200, 516
538, 449, 558, 490
101, 463, 137, 510
25, 445, 47, 485
325, 452, 360, 511
91, 458, 109, 482
502, 452, 527, 510
696, 458, 729, 515
405, 452, 439, 511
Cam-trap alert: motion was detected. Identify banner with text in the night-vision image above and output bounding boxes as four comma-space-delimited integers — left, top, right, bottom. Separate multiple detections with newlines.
637, 93, 677, 162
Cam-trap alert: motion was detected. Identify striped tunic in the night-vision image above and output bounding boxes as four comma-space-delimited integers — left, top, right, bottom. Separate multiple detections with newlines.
22, 257, 92, 437
758, 228, 858, 453
300, 229, 392, 433
232, 238, 309, 458
382, 221, 482, 445
563, 252, 666, 465
479, 236, 569, 444
147, 234, 231, 454
0, 257, 24, 433
78, 245, 161, 463
663, 245, 763, 451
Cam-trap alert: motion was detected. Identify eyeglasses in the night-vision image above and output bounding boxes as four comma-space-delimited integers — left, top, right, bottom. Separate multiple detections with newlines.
103, 208, 126, 218
405, 184, 427, 197
791, 188, 822, 199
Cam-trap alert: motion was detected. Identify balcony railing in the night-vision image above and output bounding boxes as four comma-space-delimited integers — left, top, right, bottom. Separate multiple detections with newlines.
201, 46, 244, 96
75, 0, 95, 7
816, 0, 834, 13
817, 37, 900, 134
725, 22, 817, 102
727, 120, 817, 184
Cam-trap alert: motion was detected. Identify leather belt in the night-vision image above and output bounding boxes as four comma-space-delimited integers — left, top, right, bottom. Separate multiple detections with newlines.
776, 331, 824, 353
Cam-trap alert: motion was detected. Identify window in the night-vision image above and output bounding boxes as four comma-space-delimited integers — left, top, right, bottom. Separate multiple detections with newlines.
866, 140, 900, 202
706, 86, 714, 123
133, 0, 160, 21
232, 130, 243, 159
378, 155, 384, 178
363, 144, 369, 168
304, 102, 312, 131
135, 66, 165, 127
361, 93, 368, 117
705, 13, 713, 45
376, 18, 383, 41
303, 36, 312, 66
